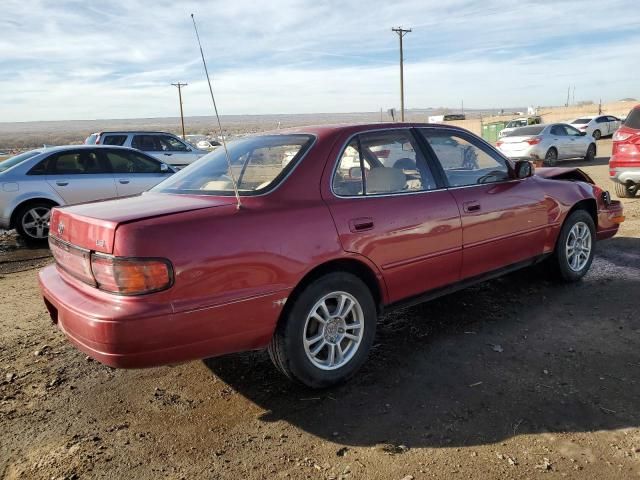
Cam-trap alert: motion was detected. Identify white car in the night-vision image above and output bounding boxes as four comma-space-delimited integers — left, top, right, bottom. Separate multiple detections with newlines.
498, 116, 543, 138
568, 115, 622, 140
196, 140, 221, 150
84, 131, 208, 168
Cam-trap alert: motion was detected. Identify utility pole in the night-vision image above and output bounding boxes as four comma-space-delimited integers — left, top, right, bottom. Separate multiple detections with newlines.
566, 86, 570, 107
392, 26, 412, 122
171, 82, 188, 140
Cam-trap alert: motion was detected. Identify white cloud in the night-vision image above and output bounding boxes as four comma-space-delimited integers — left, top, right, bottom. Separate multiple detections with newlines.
0, 0, 638, 121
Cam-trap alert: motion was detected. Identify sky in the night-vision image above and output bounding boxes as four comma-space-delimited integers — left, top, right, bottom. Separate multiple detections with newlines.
0, 0, 638, 122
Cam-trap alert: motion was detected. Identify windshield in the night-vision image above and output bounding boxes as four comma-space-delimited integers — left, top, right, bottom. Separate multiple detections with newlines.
0, 150, 41, 172
153, 134, 314, 195
572, 118, 591, 124
506, 119, 527, 128
506, 126, 545, 136
623, 108, 640, 129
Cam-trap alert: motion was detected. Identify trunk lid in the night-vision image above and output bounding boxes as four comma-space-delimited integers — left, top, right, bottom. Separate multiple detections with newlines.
498, 135, 535, 153
50, 192, 236, 253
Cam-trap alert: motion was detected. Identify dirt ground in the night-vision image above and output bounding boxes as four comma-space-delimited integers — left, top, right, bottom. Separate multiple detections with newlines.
1, 140, 639, 479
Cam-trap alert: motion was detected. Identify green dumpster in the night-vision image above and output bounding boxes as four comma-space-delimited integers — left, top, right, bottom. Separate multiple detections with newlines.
481, 121, 508, 144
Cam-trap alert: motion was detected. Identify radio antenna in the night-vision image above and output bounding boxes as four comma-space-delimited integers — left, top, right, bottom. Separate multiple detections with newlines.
191, 13, 241, 209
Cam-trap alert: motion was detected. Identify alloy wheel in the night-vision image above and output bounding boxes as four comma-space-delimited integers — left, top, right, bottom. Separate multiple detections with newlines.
21, 207, 51, 239
565, 221, 592, 272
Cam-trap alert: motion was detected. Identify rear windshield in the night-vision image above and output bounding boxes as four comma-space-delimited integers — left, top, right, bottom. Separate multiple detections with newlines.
0, 150, 41, 172
152, 134, 314, 196
572, 118, 591, 124
505, 126, 545, 136
623, 108, 640, 129
506, 119, 527, 128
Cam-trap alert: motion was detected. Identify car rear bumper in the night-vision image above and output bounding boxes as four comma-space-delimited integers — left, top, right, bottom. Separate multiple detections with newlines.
609, 166, 640, 185
596, 200, 624, 240
39, 265, 284, 368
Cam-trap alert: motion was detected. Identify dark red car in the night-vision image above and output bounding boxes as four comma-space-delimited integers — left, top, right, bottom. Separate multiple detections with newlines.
39, 123, 624, 388
610, 104, 640, 198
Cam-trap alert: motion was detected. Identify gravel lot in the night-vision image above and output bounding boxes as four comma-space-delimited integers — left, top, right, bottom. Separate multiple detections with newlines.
1, 140, 639, 479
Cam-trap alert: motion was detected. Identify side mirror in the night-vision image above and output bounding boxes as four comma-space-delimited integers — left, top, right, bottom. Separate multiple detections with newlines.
160, 163, 170, 172
514, 160, 533, 179
348, 166, 362, 179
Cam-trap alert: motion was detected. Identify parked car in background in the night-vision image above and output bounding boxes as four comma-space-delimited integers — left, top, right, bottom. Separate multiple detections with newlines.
498, 115, 543, 138
610, 104, 640, 198
196, 139, 221, 150
497, 123, 596, 166
568, 115, 622, 140
39, 123, 623, 389
0, 145, 174, 243
84, 131, 207, 168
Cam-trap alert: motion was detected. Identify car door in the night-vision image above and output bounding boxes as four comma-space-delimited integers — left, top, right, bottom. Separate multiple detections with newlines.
607, 116, 621, 135
131, 134, 166, 162
157, 135, 200, 167
419, 128, 548, 279
323, 128, 462, 304
549, 124, 571, 158
45, 149, 117, 204
101, 149, 173, 197
562, 124, 588, 157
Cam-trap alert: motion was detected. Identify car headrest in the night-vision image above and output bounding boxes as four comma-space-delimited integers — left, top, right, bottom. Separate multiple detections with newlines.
366, 167, 406, 194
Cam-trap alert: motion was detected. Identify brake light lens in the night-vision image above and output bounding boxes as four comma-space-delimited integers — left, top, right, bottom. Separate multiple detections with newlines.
613, 131, 632, 142
91, 255, 173, 295
579, 125, 588, 130
496, 141, 503, 147
94, 134, 101, 145
49, 237, 95, 285
525, 137, 542, 145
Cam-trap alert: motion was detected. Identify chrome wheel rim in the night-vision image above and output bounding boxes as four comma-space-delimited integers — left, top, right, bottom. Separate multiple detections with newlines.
303, 291, 364, 371
566, 221, 592, 272
21, 207, 51, 239
545, 150, 557, 163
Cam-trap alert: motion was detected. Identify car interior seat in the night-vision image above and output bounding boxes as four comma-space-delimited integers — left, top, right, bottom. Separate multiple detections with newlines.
366, 167, 406, 194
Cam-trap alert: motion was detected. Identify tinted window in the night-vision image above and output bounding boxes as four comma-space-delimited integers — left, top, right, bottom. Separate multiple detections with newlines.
159, 135, 189, 152
623, 108, 640, 129
49, 151, 107, 174
595, 117, 607, 123
105, 150, 162, 173
507, 126, 544, 136
607, 116, 619, 122
102, 135, 127, 146
572, 118, 591, 124
28, 158, 49, 175
153, 134, 313, 195
132, 135, 161, 151
0, 150, 41, 173
550, 125, 567, 136
420, 129, 510, 187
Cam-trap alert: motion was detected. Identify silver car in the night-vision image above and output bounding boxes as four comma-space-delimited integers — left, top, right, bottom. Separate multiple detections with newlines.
496, 123, 597, 166
0, 145, 174, 243
84, 131, 208, 168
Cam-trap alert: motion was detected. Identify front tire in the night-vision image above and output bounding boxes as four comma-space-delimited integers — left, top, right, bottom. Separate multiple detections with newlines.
614, 182, 637, 198
14, 202, 54, 246
550, 210, 595, 282
268, 272, 377, 389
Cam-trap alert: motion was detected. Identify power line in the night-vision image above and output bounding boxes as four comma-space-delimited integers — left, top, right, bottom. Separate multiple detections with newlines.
171, 82, 188, 140
392, 26, 411, 122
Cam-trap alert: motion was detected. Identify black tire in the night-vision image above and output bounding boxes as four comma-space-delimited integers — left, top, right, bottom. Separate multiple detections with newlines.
544, 148, 558, 166
549, 209, 596, 282
268, 272, 377, 389
584, 143, 596, 162
593, 129, 601, 140
614, 182, 637, 198
14, 201, 55, 246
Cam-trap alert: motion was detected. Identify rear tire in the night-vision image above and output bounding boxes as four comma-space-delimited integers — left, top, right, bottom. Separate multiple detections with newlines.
584, 143, 596, 162
614, 181, 637, 198
544, 148, 558, 166
268, 272, 377, 389
593, 129, 601, 140
549, 210, 595, 282
14, 201, 54, 246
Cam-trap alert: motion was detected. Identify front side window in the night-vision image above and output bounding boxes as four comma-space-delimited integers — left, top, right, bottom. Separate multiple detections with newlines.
564, 125, 582, 137
49, 151, 106, 175
595, 117, 607, 124
105, 150, 162, 173
159, 135, 189, 152
420, 129, 510, 187
332, 130, 436, 196
153, 134, 313, 195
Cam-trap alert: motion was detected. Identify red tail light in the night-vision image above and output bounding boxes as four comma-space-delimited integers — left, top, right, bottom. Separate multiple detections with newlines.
613, 131, 633, 142
496, 141, 503, 147
525, 137, 542, 145
49, 237, 94, 285
94, 134, 101, 145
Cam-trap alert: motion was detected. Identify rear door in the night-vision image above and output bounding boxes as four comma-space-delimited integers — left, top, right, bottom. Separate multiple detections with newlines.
45, 149, 117, 204
323, 128, 462, 304
101, 149, 173, 197
419, 128, 548, 279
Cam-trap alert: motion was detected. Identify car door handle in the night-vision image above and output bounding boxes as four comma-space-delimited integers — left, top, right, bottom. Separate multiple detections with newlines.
349, 217, 374, 232
55, 181, 69, 186
463, 201, 481, 213
163, 153, 173, 156
118, 179, 130, 184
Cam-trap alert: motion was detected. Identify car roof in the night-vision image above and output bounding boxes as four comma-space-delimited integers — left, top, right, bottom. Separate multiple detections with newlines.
91, 131, 178, 135
271, 122, 474, 137
39, 144, 149, 153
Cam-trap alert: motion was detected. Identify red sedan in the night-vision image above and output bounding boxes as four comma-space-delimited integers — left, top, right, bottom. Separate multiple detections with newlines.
39, 123, 624, 388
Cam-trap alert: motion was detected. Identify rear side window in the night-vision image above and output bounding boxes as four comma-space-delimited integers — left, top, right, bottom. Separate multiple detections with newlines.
105, 150, 162, 173
132, 135, 161, 151
550, 125, 567, 136
102, 135, 127, 146
596, 117, 607, 123
623, 108, 640, 129
49, 151, 108, 174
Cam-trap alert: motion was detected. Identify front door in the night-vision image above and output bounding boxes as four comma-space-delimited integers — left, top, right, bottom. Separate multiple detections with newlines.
323, 128, 462, 304
101, 149, 173, 197
418, 128, 548, 280
45, 149, 117, 204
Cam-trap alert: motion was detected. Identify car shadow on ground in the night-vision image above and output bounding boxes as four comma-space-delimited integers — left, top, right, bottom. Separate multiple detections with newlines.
204, 238, 640, 449
560, 155, 609, 168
